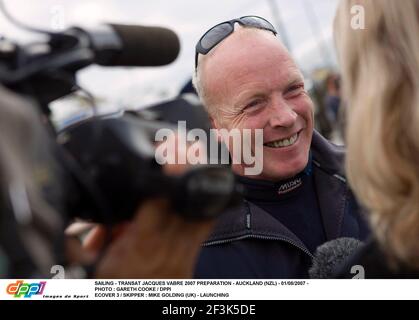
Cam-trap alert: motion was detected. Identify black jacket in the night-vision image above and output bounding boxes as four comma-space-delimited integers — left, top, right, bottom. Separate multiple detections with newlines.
194, 131, 370, 278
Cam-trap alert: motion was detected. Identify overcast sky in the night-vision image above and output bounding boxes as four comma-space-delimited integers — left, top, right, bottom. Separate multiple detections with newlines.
0, 0, 339, 121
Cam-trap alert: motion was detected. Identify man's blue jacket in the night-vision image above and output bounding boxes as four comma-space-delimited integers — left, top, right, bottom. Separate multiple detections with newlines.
194, 131, 370, 278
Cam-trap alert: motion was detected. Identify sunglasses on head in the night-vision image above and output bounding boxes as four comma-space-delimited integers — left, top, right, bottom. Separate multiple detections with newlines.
195, 15, 277, 70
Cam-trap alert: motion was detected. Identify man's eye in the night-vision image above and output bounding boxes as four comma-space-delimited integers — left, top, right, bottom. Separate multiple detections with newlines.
244, 99, 263, 110
286, 84, 304, 96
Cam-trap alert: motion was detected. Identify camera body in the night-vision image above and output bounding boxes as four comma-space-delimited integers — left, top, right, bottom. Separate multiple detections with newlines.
0, 22, 241, 225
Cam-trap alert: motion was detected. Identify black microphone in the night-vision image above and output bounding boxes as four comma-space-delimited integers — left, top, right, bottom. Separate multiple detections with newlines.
309, 237, 363, 279
0, 22, 181, 105
77, 24, 180, 67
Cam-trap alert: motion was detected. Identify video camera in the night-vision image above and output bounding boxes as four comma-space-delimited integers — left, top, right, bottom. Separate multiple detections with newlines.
0, 10, 241, 225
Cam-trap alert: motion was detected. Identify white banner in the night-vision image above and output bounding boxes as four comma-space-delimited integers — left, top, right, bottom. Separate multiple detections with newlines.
0, 279, 419, 300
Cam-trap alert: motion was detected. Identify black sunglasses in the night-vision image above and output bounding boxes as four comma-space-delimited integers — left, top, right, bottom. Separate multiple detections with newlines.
195, 15, 277, 69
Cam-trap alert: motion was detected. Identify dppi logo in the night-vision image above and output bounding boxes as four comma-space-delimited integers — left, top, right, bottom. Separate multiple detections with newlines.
6, 280, 46, 298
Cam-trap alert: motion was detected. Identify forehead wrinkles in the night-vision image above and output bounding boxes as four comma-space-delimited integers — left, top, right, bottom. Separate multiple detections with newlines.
202, 43, 298, 108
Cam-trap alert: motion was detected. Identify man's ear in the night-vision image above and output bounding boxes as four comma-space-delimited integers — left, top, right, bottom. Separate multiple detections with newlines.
209, 115, 223, 143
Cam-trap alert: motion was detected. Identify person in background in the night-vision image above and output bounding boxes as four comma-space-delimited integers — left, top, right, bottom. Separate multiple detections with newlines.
324, 72, 341, 125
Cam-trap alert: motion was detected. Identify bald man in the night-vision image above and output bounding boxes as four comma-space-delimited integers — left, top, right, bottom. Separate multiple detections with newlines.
192, 16, 369, 278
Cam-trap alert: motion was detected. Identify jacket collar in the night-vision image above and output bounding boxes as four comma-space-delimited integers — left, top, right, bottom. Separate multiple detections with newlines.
310, 131, 348, 240
204, 130, 349, 248
310, 130, 345, 176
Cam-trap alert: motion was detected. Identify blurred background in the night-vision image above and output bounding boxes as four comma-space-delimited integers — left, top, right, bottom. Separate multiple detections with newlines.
0, 0, 343, 143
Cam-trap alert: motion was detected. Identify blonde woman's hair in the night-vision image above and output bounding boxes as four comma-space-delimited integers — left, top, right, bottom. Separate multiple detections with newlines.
334, 0, 419, 268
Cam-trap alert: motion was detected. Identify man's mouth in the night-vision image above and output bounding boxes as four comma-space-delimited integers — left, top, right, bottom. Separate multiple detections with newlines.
264, 131, 300, 148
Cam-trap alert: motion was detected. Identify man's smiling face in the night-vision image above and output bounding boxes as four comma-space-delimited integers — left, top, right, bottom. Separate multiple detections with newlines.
201, 28, 314, 181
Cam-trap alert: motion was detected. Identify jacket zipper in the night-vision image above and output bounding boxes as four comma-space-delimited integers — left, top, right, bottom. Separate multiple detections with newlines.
203, 234, 314, 259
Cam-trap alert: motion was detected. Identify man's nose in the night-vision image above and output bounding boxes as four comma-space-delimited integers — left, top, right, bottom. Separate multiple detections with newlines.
268, 99, 298, 128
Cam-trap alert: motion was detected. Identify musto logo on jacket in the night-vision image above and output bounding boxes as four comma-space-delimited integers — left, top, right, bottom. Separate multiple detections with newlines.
6, 280, 46, 298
